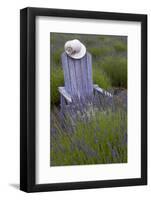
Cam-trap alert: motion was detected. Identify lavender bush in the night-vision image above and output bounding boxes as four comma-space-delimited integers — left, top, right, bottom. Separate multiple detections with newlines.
50, 91, 127, 166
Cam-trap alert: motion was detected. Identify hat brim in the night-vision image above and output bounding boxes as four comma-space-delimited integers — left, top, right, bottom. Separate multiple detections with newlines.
67, 43, 86, 59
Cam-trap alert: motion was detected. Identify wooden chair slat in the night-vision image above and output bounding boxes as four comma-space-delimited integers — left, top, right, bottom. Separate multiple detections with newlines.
86, 53, 93, 96
74, 59, 83, 98
67, 57, 78, 96
80, 55, 88, 97
61, 52, 71, 94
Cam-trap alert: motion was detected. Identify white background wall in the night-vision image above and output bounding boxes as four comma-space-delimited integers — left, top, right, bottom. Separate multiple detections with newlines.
0, 0, 150, 199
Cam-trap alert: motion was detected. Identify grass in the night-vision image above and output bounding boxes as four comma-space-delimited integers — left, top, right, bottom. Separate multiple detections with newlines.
113, 41, 127, 52
89, 47, 112, 58
52, 49, 63, 66
100, 56, 127, 88
51, 67, 64, 105
93, 66, 111, 90
51, 104, 127, 166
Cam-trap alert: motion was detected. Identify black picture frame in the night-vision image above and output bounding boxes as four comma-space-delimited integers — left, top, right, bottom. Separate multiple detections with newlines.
20, 7, 147, 192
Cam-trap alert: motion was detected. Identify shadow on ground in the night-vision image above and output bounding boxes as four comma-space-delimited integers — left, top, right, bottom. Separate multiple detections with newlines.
9, 183, 19, 190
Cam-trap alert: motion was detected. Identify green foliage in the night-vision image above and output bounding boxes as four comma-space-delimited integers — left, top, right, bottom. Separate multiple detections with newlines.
100, 56, 127, 88
89, 47, 112, 58
93, 67, 111, 89
51, 107, 127, 166
51, 67, 64, 105
52, 49, 63, 66
113, 41, 127, 52
98, 35, 106, 41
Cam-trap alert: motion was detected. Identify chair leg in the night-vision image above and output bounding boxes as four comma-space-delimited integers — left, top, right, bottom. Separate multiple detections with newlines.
60, 94, 66, 112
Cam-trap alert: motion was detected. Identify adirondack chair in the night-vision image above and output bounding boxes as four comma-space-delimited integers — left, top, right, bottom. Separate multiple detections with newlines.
58, 52, 112, 110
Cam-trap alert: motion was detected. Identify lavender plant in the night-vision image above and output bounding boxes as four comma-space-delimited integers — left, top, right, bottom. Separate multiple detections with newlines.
50, 91, 127, 166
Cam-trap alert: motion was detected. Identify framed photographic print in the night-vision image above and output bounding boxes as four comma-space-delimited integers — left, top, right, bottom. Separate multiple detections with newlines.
20, 7, 147, 192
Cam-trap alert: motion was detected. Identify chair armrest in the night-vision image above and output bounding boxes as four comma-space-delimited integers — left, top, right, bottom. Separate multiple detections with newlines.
58, 87, 72, 103
93, 84, 113, 97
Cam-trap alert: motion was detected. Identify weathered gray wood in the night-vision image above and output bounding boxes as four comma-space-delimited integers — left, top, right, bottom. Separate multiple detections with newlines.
61, 52, 71, 94
58, 52, 113, 108
67, 57, 77, 96
58, 87, 72, 103
74, 59, 83, 98
60, 94, 66, 111
60, 52, 112, 110
61, 52, 93, 101
93, 84, 112, 97
86, 53, 93, 96
80, 55, 88, 97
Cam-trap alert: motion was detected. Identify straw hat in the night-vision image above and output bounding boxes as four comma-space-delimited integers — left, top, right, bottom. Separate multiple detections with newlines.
64, 39, 86, 59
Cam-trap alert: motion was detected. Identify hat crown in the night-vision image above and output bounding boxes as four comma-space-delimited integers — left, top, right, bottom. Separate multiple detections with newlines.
64, 39, 82, 55
64, 39, 86, 59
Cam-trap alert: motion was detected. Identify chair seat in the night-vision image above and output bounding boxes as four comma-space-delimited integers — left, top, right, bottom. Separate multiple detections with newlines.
59, 85, 112, 104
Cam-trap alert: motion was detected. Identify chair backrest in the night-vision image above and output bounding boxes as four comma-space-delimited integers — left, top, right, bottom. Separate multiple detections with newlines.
61, 52, 93, 101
